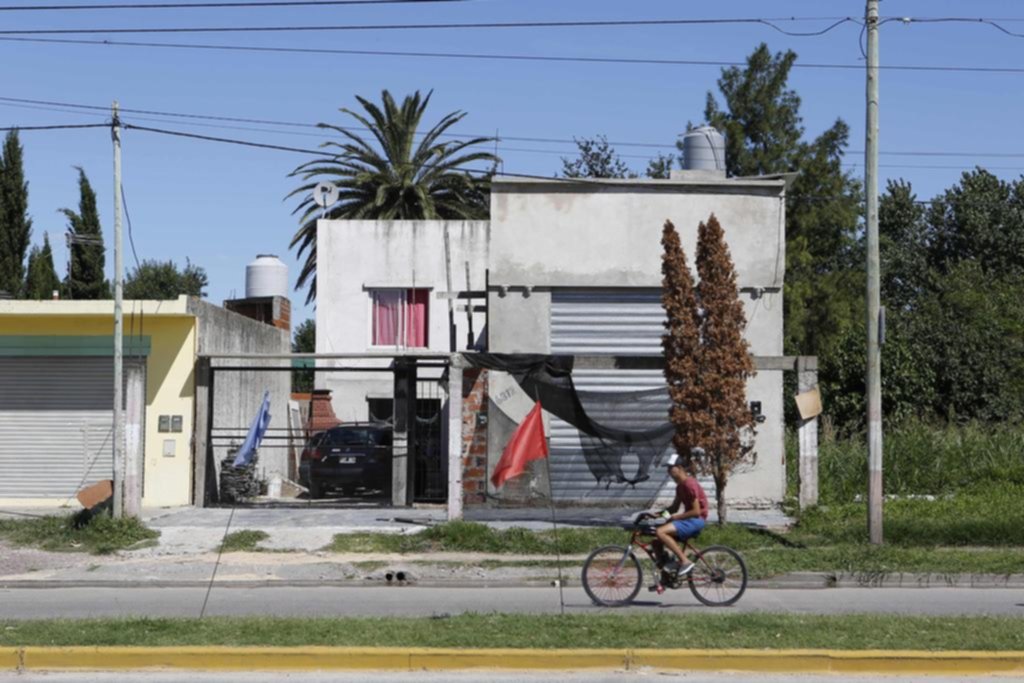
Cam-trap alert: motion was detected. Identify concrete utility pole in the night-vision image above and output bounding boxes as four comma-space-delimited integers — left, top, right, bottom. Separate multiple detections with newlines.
112, 101, 126, 518
865, 1, 884, 545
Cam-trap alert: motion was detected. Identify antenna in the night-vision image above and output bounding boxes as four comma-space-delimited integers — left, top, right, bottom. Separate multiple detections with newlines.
312, 181, 340, 219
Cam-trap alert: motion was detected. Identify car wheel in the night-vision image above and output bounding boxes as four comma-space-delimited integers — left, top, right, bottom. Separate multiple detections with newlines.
308, 478, 323, 499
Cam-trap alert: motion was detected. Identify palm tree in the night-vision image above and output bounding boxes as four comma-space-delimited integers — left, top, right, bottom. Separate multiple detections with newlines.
288, 90, 498, 304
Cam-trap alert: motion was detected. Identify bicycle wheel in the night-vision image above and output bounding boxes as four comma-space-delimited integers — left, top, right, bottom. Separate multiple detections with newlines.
687, 545, 748, 607
581, 545, 643, 607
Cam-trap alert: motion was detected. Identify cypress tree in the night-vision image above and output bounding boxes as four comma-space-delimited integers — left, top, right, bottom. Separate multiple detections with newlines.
695, 214, 756, 524
24, 232, 61, 300
62, 167, 110, 299
660, 220, 710, 476
0, 130, 33, 297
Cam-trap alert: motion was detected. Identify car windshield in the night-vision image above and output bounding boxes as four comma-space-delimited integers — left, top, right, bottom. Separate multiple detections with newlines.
326, 428, 387, 446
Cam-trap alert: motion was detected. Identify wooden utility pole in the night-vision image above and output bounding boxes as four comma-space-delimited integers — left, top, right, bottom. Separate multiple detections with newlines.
865, 1, 884, 545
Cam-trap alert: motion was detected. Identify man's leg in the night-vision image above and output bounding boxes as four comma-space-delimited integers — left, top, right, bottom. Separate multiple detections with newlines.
655, 523, 689, 565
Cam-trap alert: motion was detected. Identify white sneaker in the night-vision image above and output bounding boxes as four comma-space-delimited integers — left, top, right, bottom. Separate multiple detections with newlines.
678, 562, 695, 575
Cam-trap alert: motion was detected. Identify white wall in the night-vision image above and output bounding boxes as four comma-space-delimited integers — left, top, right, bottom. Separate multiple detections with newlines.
487, 177, 788, 506
316, 220, 489, 421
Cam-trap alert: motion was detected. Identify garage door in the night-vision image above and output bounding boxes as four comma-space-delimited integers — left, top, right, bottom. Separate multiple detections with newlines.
549, 289, 696, 505
0, 357, 117, 499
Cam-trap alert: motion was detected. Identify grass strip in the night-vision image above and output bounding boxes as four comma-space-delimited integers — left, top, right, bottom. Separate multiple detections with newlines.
0, 515, 159, 555
219, 530, 269, 553
1, 614, 1022, 650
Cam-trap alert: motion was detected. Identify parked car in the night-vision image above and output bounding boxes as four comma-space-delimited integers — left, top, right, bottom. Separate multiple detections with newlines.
299, 424, 392, 499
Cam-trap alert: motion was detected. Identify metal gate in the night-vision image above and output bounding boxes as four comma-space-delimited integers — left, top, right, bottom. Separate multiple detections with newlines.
0, 357, 117, 498
548, 289, 678, 504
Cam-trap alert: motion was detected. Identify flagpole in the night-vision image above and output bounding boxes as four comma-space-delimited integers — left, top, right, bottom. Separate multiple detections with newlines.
535, 393, 566, 616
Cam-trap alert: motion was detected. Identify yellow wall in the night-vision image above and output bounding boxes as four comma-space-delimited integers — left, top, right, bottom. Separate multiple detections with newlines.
0, 312, 197, 508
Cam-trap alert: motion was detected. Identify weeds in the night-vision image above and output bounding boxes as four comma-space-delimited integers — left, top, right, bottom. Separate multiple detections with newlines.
218, 530, 270, 552
0, 514, 158, 555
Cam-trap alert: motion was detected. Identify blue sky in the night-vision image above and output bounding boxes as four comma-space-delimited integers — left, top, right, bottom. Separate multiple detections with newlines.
3, 0, 1023, 329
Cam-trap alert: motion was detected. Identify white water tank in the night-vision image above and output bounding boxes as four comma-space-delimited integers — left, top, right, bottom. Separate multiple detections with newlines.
681, 126, 726, 173
245, 254, 288, 298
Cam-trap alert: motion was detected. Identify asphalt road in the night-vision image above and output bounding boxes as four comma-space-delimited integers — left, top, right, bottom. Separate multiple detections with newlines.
1, 585, 1023, 619
0, 673, 1012, 683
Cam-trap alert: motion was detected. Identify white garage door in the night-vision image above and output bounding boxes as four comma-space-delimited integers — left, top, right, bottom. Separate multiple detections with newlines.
0, 357, 117, 499
548, 289, 680, 505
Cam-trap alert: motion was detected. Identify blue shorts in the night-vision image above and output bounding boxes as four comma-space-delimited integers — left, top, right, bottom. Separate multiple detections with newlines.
672, 518, 705, 539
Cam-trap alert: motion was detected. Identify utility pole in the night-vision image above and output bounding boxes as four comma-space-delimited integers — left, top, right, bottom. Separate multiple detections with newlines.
865, 1, 883, 545
112, 101, 126, 519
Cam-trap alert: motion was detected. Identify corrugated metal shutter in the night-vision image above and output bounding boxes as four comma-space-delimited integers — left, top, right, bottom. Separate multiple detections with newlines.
549, 289, 695, 505
0, 357, 117, 498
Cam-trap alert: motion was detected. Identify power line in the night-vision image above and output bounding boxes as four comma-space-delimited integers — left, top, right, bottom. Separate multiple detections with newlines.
0, 16, 863, 36
0, 0, 466, 10
8, 96, 1024, 164
5, 35, 1024, 75
0, 123, 109, 130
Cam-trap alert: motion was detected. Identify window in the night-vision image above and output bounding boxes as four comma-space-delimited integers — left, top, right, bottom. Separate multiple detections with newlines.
371, 289, 429, 347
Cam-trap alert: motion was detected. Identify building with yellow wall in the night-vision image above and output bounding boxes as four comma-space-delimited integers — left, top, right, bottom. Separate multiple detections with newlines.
0, 295, 289, 509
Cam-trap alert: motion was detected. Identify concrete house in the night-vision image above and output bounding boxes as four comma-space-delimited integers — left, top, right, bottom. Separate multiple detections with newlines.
0, 295, 290, 509
316, 169, 788, 509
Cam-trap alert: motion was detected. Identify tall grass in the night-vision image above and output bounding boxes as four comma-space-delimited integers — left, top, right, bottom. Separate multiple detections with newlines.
800, 420, 1024, 503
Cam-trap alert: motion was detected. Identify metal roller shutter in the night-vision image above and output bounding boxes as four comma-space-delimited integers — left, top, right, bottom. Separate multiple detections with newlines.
0, 357, 117, 499
549, 289, 700, 505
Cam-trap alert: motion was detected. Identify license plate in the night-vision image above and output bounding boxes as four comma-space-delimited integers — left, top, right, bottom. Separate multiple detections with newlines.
338, 457, 356, 464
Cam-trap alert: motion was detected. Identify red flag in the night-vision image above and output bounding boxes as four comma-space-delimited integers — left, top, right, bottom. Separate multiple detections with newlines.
491, 400, 549, 489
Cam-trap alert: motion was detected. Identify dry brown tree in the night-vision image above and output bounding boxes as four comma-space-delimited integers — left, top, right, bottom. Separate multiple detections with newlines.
661, 215, 756, 524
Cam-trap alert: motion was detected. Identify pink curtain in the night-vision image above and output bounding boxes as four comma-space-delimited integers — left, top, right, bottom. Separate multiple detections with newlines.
372, 290, 402, 346
405, 289, 429, 348
373, 289, 428, 347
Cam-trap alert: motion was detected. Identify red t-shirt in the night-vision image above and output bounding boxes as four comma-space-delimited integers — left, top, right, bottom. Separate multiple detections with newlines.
678, 477, 709, 520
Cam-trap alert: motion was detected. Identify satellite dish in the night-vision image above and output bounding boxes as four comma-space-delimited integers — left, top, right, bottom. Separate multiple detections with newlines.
312, 181, 340, 209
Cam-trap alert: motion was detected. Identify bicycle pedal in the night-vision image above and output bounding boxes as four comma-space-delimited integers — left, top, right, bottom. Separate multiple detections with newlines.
648, 584, 665, 594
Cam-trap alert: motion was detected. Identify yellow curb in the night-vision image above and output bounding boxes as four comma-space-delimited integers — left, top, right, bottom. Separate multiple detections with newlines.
0, 649, 19, 670
12, 647, 1024, 675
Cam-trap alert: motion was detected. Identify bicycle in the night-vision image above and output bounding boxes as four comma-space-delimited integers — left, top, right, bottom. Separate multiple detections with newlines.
581, 512, 748, 607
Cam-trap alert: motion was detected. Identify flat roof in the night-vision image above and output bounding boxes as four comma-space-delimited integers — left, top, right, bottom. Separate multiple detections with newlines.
490, 174, 787, 192
0, 295, 191, 316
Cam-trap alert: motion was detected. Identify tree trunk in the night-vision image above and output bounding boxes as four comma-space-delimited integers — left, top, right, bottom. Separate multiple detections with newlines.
714, 474, 727, 525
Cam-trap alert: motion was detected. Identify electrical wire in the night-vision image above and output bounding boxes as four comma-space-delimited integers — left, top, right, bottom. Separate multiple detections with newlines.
0, 123, 109, 130
0, 16, 863, 36
4, 35, 1024, 75
0, 0, 468, 10
0, 15, 864, 35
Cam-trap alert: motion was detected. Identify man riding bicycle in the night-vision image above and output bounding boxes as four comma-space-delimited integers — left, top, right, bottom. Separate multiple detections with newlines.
653, 452, 709, 576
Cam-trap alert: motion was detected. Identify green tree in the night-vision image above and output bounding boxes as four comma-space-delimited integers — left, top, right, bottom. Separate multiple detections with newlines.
292, 318, 316, 392
926, 168, 1024, 278
879, 179, 931, 312
289, 90, 497, 304
697, 43, 863, 357
0, 130, 32, 297
24, 232, 61, 300
561, 136, 674, 179
124, 258, 208, 299
62, 167, 109, 300
561, 136, 636, 179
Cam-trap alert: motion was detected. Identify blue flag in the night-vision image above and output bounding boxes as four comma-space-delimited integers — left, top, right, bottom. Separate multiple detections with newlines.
233, 390, 271, 467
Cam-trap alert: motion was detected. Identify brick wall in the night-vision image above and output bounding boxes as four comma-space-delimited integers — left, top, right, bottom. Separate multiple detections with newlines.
461, 368, 488, 504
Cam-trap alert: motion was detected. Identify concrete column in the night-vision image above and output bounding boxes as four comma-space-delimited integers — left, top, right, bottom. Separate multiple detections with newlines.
797, 356, 820, 509
192, 357, 211, 507
447, 356, 464, 521
392, 359, 417, 507
123, 359, 145, 517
